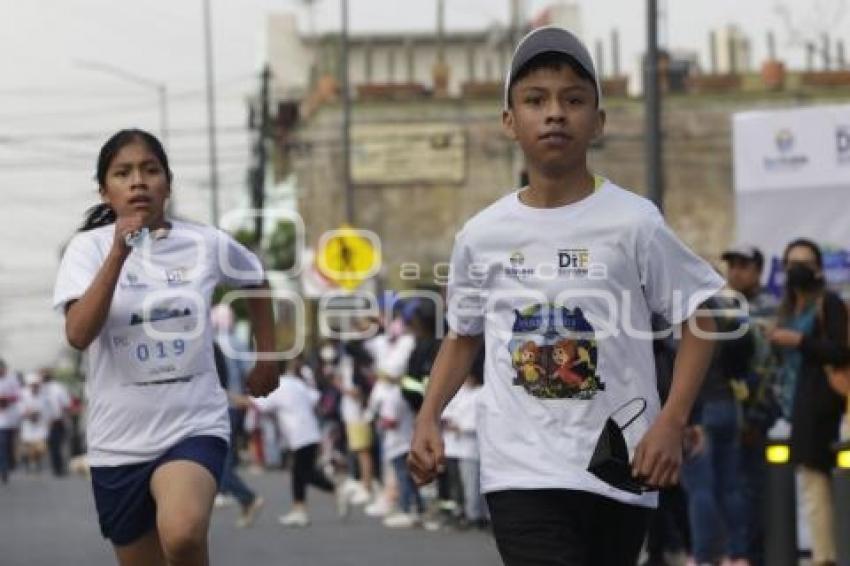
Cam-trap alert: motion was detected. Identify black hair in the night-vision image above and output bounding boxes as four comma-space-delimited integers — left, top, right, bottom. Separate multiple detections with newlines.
508, 51, 598, 109
80, 129, 173, 232
782, 238, 823, 269
778, 237, 825, 321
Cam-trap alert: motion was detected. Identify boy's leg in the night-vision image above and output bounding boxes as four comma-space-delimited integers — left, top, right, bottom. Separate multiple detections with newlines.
591, 494, 651, 566
486, 489, 590, 566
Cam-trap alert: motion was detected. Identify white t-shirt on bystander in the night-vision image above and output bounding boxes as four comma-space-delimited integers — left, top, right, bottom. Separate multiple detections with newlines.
252, 374, 321, 451
442, 383, 481, 461
20, 388, 51, 443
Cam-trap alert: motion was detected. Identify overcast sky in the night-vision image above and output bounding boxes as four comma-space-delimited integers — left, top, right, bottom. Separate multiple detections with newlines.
0, 0, 847, 370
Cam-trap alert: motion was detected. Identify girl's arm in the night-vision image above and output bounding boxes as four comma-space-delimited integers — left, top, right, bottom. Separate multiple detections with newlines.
65, 216, 145, 349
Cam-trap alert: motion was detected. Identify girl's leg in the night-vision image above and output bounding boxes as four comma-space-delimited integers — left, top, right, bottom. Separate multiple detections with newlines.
292, 446, 311, 506
114, 529, 166, 566
150, 460, 217, 566
303, 444, 335, 493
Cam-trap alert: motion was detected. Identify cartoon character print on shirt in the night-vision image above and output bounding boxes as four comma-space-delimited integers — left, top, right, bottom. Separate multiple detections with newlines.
509, 304, 604, 400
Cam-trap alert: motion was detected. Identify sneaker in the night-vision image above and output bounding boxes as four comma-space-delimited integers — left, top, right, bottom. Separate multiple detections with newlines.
364, 496, 392, 518
278, 509, 310, 528
214, 494, 235, 508
383, 511, 420, 529
236, 497, 265, 528
349, 483, 372, 506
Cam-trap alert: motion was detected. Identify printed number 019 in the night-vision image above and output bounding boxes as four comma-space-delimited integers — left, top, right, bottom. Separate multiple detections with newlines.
136, 339, 186, 362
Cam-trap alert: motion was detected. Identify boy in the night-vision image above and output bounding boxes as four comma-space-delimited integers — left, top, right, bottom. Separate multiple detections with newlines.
408, 26, 724, 565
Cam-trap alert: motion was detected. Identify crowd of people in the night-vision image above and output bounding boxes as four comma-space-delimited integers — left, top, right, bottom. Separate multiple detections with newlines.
0, 363, 79, 482
209, 298, 488, 533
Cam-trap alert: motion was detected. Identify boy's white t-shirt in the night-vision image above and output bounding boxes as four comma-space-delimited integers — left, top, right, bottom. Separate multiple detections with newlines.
442, 383, 480, 460
447, 181, 725, 508
52, 220, 264, 467
20, 388, 51, 443
251, 374, 321, 451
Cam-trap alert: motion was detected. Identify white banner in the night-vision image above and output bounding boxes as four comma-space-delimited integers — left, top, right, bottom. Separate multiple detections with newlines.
733, 104, 850, 193
732, 104, 850, 297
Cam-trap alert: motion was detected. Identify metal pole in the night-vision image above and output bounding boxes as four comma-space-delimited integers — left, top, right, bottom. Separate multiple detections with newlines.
158, 85, 169, 149
341, 0, 353, 225
645, 0, 663, 212
253, 65, 271, 242
203, 0, 220, 227
764, 440, 799, 566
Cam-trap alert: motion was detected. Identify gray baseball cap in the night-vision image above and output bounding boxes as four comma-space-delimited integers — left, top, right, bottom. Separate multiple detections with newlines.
503, 26, 601, 110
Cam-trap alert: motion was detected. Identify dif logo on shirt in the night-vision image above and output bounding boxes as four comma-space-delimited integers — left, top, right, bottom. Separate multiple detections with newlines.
558, 248, 590, 276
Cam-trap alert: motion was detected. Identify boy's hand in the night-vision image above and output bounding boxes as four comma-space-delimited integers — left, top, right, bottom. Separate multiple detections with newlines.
632, 413, 685, 488
408, 415, 445, 486
245, 360, 279, 397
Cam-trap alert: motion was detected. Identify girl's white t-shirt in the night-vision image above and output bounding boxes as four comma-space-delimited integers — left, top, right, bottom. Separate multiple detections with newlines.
52, 220, 264, 466
447, 181, 725, 508
251, 374, 322, 451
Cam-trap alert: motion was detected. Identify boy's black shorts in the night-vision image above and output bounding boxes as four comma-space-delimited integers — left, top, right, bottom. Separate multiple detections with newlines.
486, 489, 650, 566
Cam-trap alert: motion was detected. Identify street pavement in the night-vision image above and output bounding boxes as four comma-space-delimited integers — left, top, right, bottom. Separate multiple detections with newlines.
0, 468, 502, 566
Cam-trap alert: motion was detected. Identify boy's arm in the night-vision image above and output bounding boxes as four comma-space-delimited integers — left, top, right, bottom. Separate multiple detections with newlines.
408, 333, 483, 485
632, 311, 716, 488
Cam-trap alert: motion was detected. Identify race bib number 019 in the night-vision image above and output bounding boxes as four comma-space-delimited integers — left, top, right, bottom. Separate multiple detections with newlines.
109, 309, 205, 385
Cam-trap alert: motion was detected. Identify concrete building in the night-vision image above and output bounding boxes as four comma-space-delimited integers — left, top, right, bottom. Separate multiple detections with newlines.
266, 3, 583, 102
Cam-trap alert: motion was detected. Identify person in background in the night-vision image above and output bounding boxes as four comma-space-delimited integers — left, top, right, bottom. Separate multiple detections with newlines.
771, 238, 849, 566
720, 244, 779, 566
0, 359, 21, 485
41, 367, 72, 477
441, 348, 486, 529
211, 340, 265, 528
19, 372, 51, 473
242, 359, 340, 528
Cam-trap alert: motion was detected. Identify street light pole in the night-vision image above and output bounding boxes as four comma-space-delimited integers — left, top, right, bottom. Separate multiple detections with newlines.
341, 0, 353, 225
203, 0, 220, 228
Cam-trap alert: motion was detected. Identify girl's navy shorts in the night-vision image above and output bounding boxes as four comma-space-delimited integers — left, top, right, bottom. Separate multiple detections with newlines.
90, 435, 227, 546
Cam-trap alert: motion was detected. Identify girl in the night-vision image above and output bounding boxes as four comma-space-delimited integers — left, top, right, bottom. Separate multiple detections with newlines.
244, 359, 337, 527
771, 238, 849, 566
53, 129, 278, 566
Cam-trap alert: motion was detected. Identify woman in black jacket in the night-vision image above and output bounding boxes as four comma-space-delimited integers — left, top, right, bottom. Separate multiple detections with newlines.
770, 238, 849, 566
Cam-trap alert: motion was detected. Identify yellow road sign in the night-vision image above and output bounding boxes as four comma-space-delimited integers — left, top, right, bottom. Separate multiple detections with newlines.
316, 226, 381, 290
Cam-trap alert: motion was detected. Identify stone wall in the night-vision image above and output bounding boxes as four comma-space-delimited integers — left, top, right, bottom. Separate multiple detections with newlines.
286, 94, 839, 289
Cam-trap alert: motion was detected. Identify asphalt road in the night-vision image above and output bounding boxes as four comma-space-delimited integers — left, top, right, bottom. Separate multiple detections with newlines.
0, 468, 502, 566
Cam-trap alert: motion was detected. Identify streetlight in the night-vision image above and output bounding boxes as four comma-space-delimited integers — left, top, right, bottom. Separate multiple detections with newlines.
74, 59, 169, 148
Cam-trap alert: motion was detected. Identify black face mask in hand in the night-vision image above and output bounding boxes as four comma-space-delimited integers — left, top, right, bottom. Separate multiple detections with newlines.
587, 398, 656, 495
